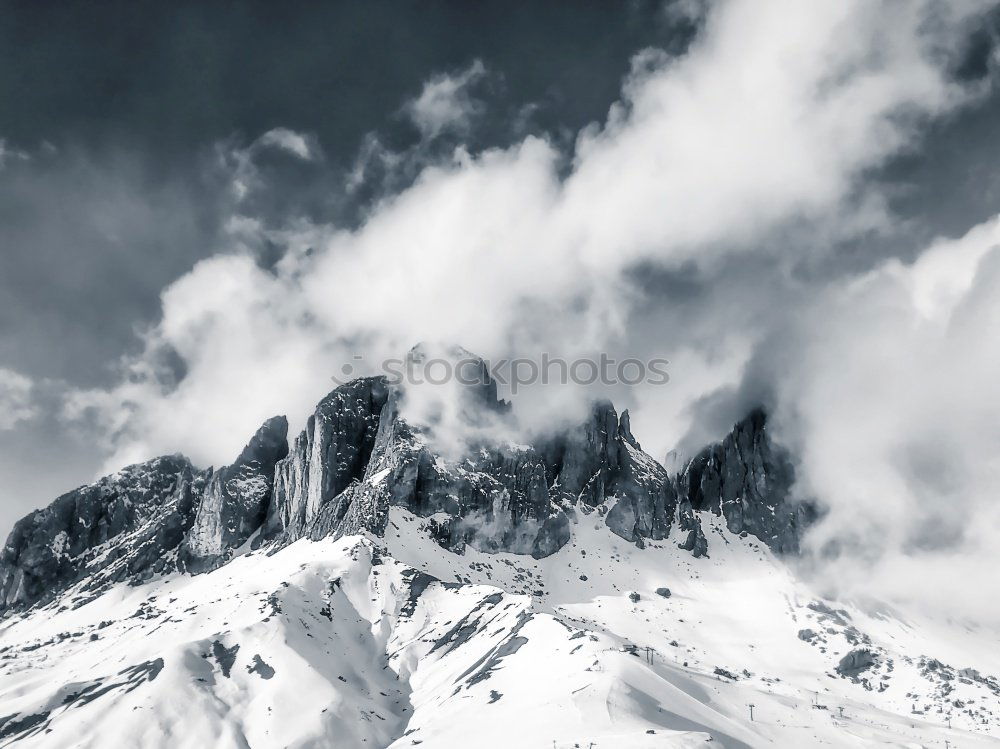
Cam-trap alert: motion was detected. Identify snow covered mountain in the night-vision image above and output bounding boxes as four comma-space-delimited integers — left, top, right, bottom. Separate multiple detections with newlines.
1, 352, 998, 748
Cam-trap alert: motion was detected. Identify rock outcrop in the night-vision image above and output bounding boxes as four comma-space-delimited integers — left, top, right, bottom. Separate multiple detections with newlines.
837, 648, 878, 678
260, 377, 390, 542
180, 416, 289, 572
0, 414, 288, 610
0, 351, 817, 615
0, 455, 204, 611
288, 381, 679, 559
299, 380, 567, 557
539, 404, 675, 546
675, 408, 814, 554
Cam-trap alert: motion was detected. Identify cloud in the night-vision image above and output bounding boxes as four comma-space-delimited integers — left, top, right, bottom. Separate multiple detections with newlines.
0, 369, 36, 430
57, 0, 1000, 620
62, 252, 345, 472
763, 215, 1000, 620
0, 138, 30, 170
404, 59, 487, 139
221, 127, 322, 201
257, 128, 320, 161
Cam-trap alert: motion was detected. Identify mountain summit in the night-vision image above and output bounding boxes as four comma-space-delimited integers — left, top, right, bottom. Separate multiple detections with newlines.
0, 363, 805, 613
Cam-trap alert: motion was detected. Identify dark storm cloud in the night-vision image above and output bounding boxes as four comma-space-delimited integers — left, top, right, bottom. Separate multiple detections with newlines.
0, 0, 694, 159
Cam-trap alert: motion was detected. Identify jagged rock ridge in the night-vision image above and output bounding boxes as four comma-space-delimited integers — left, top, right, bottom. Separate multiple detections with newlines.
0, 456, 204, 611
180, 416, 290, 572
0, 353, 814, 614
677, 407, 815, 554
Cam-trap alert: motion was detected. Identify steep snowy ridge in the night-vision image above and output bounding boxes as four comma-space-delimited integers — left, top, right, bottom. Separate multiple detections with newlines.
1, 360, 998, 747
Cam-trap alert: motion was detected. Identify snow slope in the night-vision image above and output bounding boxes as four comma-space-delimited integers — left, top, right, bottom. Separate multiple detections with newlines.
1, 509, 998, 748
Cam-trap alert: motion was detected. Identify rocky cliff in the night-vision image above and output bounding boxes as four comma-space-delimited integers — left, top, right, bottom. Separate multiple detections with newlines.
677, 408, 815, 554
0, 455, 204, 611
180, 416, 290, 572
0, 356, 814, 614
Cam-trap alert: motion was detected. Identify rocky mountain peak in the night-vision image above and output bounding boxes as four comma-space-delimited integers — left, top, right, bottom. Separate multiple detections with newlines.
0, 355, 815, 616
679, 407, 815, 554
617, 408, 640, 449
0, 454, 202, 612
230, 415, 290, 470
180, 416, 290, 572
402, 342, 511, 418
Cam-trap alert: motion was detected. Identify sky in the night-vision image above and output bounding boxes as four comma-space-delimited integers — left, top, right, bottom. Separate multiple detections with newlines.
3, 0, 1000, 620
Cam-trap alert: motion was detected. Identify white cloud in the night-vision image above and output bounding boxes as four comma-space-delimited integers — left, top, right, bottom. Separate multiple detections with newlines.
62, 253, 345, 473
0, 369, 36, 430
766, 215, 1000, 620
0, 138, 30, 170
404, 59, 487, 139
220, 127, 321, 201
257, 127, 319, 161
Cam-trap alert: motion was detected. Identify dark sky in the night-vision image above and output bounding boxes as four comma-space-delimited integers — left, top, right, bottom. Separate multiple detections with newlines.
0, 0, 696, 386
1, 0, 687, 157
2, 1, 1000, 529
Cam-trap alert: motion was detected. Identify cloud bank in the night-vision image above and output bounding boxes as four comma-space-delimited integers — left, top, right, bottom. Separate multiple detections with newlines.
0, 369, 35, 431
767, 216, 1000, 620
59, 0, 1000, 619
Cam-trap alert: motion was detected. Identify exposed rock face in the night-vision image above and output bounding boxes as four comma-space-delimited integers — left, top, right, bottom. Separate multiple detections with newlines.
676, 495, 710, 558
303, 385, 567, 558
0, 456, 204, 611
293, 385, 677, 559
261, 378, 389, 542
0, 353, 817, 615
181, 416, 289, 572
0, 415, 287, 611
837, 648, 877, 678
675, 408, 814, 554
541, 404, 674, 545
